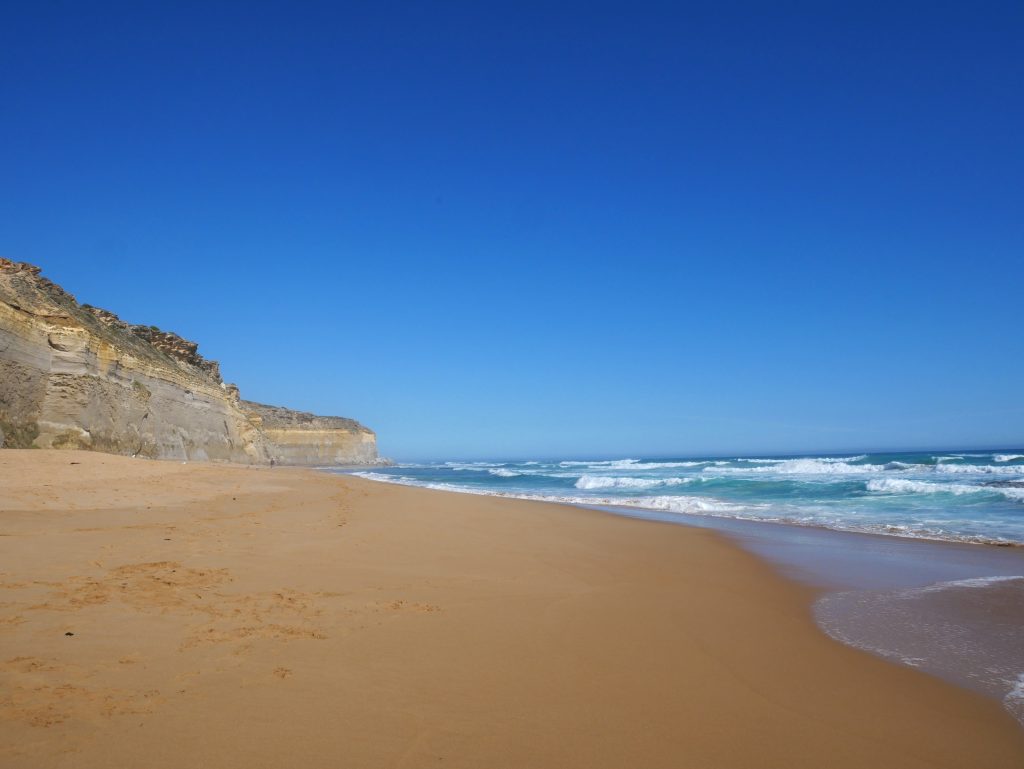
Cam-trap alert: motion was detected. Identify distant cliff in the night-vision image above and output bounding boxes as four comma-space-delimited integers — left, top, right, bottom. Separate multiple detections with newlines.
0, 258, 380, 465
241, 401, 378, 465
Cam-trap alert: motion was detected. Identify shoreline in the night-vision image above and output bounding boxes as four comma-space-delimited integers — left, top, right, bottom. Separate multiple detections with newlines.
590, 501, 1024, 719
2, 449, 1022, 767
347, 468, 1024, 548
584, 503, 1024, 588
345, 470, 1024, 720
344, 465, 1024, 556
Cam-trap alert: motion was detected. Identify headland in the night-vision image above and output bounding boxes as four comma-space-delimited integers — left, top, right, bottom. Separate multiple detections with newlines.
0, 259, 380, 466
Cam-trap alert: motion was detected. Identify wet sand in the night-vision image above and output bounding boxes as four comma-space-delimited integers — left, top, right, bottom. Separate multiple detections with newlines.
590, 503, 1024, 721
1, 450, 1022, 768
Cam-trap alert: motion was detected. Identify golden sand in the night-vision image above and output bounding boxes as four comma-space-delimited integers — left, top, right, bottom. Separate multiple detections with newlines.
1, 449, 1021, 767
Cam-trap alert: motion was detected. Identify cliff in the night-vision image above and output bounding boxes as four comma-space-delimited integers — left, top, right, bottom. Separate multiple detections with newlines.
241, 401, 378, 466
0, 258, 380, 465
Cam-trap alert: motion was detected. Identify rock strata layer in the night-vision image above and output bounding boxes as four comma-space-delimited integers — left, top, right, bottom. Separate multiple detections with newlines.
240, 401, 378, 465
0, 258, 379, 465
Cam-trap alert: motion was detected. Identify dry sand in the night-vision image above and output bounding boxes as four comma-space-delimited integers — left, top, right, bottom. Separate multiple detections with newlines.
1, 449, 1022, 768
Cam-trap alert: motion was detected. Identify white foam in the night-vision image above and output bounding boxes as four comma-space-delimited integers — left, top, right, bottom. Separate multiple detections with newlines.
813, 594, 928, 667
443, 463, 526, 477
352, 471, 409, 483
624, 495, 757, 514
868, 478, 1024, 504
444, 461, 500, 471
707, 458, 1023, 478
749, 455, 867, 464
909, 575, 1024, 595
559, 458, 708, 470
488, 468, 521, 477
934, 463, 1024, 476
936, 575, 1024, 588
994, 454, 1024, 463
712, 459, 883, 475
1005, 673, 1024, 724
574, 475, 691, 490
867, 478, 985, 496
351, 472, 751, 516
613, 460, 706, 469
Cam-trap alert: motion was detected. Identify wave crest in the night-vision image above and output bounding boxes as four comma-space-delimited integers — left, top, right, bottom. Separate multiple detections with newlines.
574, 475, 691, 490
714, 459, 883, 475
934, 464, 1024, 476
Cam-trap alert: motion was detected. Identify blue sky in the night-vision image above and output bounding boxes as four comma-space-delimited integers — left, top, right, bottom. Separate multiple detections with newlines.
2, 2, 1022, 460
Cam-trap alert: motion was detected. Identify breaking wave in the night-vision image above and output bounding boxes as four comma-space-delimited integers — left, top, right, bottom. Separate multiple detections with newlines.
867, 478, 1024, 503
559, 459, 709, 470
868, 478, 985, 496
934, 463, 1024, 476
714, 459, 883, 475
574, 475, 691, 490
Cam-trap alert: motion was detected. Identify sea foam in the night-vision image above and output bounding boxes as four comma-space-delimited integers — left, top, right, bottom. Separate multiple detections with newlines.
1006, 673, 1024, 724
560, 459, 708, 470
574, 475, 691, 490
713, 459, 883, 475
934, 463, 1024, 476
867, 478, 986, 496
908, 575, 1024, 594
867, 478, 1024, 503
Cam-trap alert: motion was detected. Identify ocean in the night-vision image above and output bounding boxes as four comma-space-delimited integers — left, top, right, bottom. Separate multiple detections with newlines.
351, 449, 1024, 545
341, 449, 1024, 722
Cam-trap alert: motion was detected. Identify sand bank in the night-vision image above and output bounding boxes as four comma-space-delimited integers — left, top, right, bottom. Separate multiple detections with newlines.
1, 450, 1021, 768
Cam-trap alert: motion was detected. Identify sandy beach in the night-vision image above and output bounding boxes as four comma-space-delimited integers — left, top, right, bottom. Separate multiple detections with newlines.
1, 450, 1022, 768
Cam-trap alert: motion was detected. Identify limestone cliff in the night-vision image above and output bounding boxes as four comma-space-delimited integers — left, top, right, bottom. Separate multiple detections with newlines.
241, 401, 378, 466
0, 258, 380, 465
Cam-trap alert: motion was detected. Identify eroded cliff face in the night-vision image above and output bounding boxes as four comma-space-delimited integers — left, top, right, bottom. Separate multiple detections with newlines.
0, 259, 379, 465
241, 401, 378, 466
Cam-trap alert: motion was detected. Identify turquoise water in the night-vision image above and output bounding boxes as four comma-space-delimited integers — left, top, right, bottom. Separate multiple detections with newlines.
350, 450, 1024, 545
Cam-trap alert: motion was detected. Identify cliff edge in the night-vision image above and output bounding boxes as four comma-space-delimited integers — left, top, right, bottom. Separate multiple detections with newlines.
0, 258, 380, 465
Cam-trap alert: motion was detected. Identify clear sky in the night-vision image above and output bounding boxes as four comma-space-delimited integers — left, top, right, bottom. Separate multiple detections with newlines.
2, 2, 1022, 460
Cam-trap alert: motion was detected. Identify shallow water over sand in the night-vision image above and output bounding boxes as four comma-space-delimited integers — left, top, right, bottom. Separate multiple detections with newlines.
596, 506, 1024, 725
